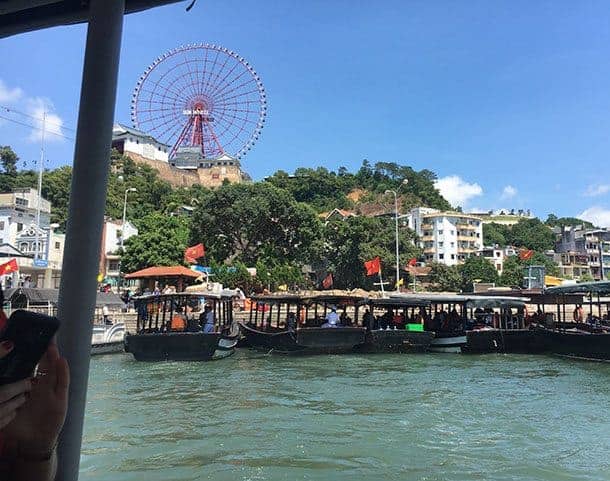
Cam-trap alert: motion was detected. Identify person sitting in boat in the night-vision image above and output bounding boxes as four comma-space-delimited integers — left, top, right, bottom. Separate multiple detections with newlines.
339, 311, 352, 326
573, 305, 584, 323
170, 307, 187, 331
321, 306, 339, 328
392, 311, 405, 329
286, 312, 297, 331
200, 304, 215, 333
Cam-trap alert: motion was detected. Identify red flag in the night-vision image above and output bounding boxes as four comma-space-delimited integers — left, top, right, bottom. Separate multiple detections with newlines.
322, 273, 333, 289
364, 256, 381, 276
184, 243, 205, 263
519, 249, 534, 261
0, 259, 18, 277
407, 258, 417, 267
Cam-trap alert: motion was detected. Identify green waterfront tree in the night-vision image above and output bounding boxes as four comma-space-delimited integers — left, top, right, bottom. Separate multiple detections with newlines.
427, 262, 462, 292
121, 213, 189, 273
458, 256, 499, 292
508, 218, 555, 251
190, 182, 323, 266
499, 253, 560, 287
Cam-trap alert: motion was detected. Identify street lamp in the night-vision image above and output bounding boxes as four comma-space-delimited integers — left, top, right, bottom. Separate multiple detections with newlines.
385, 179, 409, 291
120, 187, 137, 250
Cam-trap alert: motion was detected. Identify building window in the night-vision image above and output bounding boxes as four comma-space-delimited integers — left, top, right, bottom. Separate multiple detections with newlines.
450, 230, 454, 235
17, 223, 23, 232
451, 254, 455, 260
438, 242, 443, 247
0, 221, 3, 229
438, 230, 443, 235
439, 253, 444, 260
108, 260, 120, 272
55, 241, 61, 249
15, 198, 28, 207
450, 242, 455, 248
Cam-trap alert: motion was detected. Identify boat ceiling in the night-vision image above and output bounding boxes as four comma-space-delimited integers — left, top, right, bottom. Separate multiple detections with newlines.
545, 280, 610, 296
0, 0, 184, 38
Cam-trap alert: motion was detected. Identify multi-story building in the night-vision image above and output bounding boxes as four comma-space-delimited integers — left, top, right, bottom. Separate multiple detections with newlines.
554, 226, 610, 280
477, 245, 518, 275
111, 123, 249, 188
98, 218, 138, 287
0, 188, 51, 245
405, 208, 484, 266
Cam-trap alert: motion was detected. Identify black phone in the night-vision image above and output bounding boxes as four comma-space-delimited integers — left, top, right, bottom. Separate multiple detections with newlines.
0, 310, 60, 385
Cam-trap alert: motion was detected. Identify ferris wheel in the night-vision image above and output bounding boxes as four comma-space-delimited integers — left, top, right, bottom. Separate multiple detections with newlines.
131, 44, 266, 160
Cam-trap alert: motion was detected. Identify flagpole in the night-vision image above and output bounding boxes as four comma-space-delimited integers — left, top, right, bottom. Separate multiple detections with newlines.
378, 267, 385, 297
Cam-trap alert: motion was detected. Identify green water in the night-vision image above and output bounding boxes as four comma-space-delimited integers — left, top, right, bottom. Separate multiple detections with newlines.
81, 352, 610, 481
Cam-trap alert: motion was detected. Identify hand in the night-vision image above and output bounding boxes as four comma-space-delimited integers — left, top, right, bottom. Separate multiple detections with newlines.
3, 343, 69, 455
0, 342, 32, 430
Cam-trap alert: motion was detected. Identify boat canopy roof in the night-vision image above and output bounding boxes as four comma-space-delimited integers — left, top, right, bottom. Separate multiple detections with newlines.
545, 280, 610, 296
133, 290, 236, 302
251, 289, 371, 306
390, 292, 529, 308
367, 297, 430, 308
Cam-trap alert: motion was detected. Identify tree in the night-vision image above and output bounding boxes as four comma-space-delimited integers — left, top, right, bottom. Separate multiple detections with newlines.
499, 253, 560, 287
545, 214, 593, 229
483, 222, 510, 247
322, 216, 421, 289
427, 262, 462, 292
121, 213, 189, 272
190, 183, 323, 266
458, 256, 499, 292
0, 146, 18, 176
508, 218, 555, 252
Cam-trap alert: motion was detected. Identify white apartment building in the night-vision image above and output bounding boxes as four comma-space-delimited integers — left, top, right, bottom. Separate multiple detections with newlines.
477, 245, 518, 275
0, 188, 51, 245
99, 218, 138, 286
405, 207, 484, 266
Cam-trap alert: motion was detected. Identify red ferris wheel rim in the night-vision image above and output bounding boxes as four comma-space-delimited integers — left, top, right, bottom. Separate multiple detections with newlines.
131, 43, 266, 160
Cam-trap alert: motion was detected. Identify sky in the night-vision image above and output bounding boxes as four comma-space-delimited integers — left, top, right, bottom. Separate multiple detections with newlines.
1, 0, 610, 226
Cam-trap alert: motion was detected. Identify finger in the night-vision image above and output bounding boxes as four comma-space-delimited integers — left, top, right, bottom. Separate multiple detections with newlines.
0, 378, 31, 403
54, 357, 70, 401
0, 340, 14, 359
0, 410, 17, 430
0, 393, 27, 418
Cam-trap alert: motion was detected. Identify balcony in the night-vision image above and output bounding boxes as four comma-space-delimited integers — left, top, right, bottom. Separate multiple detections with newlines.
424, 248, 436, 254
457, 223, 476, 230
421, 223, 433, 230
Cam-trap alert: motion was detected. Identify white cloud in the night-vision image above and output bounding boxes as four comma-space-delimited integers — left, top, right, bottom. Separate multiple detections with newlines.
26, 97, 65, 143
500, 185, 517, 200
0, 79, 23, 103
579, 206, 610, 227
434, 175, 483, 208
584, 184, 610, 197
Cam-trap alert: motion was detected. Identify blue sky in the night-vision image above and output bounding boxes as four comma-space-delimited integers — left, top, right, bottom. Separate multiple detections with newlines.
1, 0, 609, 225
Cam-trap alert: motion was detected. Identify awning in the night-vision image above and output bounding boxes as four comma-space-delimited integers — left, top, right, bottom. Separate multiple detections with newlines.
545, 280, 610, 296
125, 265, 201, 279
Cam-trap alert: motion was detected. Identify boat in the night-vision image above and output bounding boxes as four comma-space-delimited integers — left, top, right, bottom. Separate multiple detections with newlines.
91, 322, 125, 355
389, 293, 468, 353
124, 291, 239, 361
539, 281, 610, 361
460, 295, 548, 354
239, 291, 367, 354
356, 297, 434, 353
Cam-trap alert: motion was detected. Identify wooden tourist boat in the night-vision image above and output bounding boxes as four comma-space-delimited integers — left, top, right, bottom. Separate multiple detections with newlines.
357, 297, 434, 353
239, 291, 367, 354
461, 295, 547, 354
389, 293, 468, 353
540, 281, 610, 361
125, 291, 239, 361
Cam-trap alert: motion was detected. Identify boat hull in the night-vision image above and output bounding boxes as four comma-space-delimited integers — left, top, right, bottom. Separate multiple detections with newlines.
541, 328, 610, 361
91, 341, 125, 356
239, 323, 366, 354
125, 332, 222, 361
356, 329, 434, 353
429, 334, 466, 353
463, 329, 546, 354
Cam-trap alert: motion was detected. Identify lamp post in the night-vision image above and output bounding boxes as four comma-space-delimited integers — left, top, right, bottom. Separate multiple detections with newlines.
120, 187, 137, 250
385, 179, 409, 291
